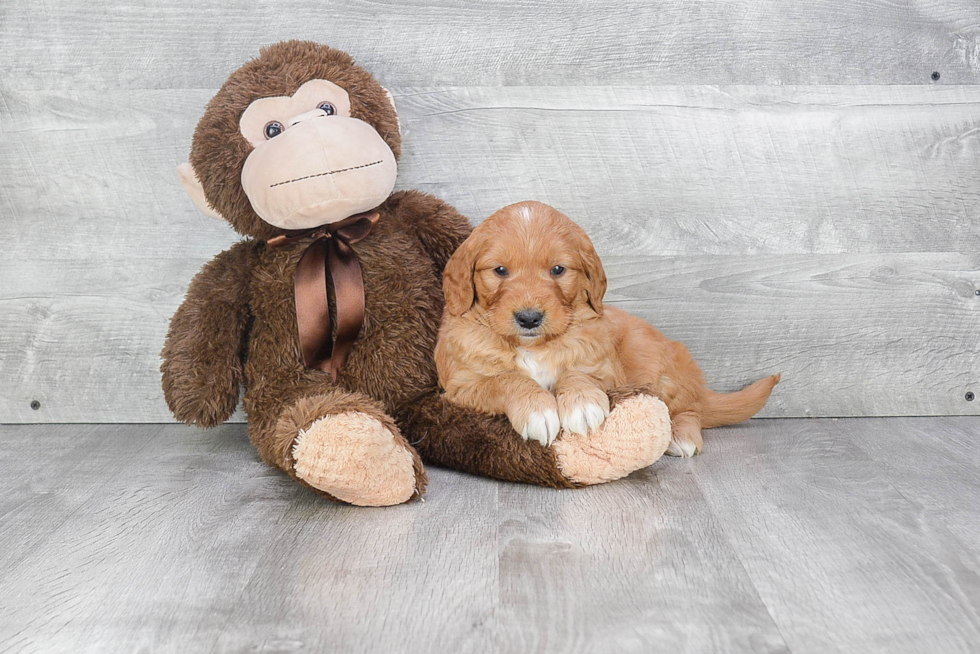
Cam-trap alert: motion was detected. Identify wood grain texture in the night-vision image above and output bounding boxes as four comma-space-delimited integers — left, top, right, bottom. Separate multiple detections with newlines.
0, 423, 297, 652
690, 417, 980, 653
0, 424, 157, 576
3, 82, 979, 422
836, 417, 980, 558
399, 86, 980, 255
492, 471, 789, 652
2, 252, 977, 422
3, 86, 979, 258
605, 253, 980, 419
2, 0, 978, 90
210, 467, 499, 653
2, 420, 980, 652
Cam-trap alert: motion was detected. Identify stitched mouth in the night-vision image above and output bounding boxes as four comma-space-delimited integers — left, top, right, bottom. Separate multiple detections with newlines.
270, 160, 383, 188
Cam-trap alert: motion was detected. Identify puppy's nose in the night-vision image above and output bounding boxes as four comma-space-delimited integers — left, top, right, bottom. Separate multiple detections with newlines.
514, 309, 545, 330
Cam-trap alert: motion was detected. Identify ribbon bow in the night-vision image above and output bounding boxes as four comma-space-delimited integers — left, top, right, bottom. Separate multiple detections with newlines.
267, 211, 380, 380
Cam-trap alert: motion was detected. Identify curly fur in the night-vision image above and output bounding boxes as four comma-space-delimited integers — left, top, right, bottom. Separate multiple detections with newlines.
436, 201, 780, 456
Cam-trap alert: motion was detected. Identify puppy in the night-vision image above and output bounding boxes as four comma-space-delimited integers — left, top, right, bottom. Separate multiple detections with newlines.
435, 201, 780, 457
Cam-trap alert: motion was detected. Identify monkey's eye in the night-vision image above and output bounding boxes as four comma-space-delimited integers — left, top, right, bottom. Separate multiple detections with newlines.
550, 265, 566, 276
493, 266, 508, 277
316, 102, 337, 116
264, 121, 284, 139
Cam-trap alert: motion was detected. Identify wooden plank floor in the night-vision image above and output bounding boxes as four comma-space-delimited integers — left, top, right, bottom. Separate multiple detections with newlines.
1, 418, 978, 653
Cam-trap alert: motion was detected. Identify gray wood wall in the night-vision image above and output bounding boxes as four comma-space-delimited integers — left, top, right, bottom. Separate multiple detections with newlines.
1, 0, 978, 423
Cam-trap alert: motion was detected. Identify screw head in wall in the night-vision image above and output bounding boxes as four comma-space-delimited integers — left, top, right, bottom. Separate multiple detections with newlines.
931, 71, 941, 81
30, 400, 41, 410
967, 392, 976, 402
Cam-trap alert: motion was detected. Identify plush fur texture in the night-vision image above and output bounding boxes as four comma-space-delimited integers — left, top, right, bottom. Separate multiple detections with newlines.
553, 393, 671, 484
189, 41, 401, 241
292, 412, 418, 506
436, 201, 780, 457
162, 42, 671, 505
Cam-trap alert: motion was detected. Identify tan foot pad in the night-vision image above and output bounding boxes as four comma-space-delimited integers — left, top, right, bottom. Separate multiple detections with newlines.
292, 412, 417, 506
553, 395, 671, 485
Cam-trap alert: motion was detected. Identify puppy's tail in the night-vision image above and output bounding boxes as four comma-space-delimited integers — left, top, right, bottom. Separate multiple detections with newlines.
700, 374, 781, 429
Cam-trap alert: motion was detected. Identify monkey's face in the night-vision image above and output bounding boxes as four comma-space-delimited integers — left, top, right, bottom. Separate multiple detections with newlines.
238, 79, 397, 230
183, 42, 404, 239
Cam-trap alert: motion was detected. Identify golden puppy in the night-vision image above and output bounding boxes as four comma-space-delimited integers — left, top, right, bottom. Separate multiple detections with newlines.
435, 201, 780, 456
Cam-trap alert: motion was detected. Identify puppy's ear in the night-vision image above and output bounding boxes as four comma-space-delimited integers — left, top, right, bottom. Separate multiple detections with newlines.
443, 233, 480, 316
577, 230, 607, 315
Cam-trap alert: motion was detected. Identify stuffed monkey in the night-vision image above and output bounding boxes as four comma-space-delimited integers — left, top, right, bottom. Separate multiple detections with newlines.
162, 41, 671, 506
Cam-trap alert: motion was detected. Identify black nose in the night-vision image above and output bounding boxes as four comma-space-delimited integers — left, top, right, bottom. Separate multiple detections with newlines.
514, 309, 544, 330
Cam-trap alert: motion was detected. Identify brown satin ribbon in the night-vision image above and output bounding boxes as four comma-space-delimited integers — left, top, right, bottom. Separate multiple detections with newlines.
267, 211, 380, 380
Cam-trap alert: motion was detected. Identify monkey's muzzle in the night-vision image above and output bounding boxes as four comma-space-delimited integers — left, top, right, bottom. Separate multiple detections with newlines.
242, 116, 397, 230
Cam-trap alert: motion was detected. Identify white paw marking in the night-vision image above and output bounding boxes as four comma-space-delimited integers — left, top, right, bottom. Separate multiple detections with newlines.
561, 401, 609, 436
666, 438, 698, 458
521, 409, 561, 446
516, 348, 557, 391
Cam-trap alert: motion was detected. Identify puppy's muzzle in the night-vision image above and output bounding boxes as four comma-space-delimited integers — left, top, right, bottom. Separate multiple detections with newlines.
514, 308, 544, 331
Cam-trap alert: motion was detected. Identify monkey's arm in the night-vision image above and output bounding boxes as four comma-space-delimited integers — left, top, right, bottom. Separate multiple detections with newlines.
160, 240, 257, 427
391, 190, 472, 273
395, 390, 577, 488
396, 385, 670, 489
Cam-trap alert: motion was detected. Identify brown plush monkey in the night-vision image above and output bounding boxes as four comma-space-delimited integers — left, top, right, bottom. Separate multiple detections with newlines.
162, 41, 672, 506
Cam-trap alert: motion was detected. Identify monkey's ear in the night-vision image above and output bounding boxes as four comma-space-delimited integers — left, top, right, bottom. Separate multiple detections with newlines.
382, 87, 401, 135
177, 162, 224, 220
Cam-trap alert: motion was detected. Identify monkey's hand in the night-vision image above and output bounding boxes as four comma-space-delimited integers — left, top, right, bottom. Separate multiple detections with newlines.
160, 240, 256, 428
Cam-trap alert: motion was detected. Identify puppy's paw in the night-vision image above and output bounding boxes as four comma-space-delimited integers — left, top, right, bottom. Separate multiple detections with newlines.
557, 387, 610, 436
665, 438, 700, 458
665, 414, 703, 458
507, 392, 561, 446
522, 409, 561, 446
665, 431, 703, 458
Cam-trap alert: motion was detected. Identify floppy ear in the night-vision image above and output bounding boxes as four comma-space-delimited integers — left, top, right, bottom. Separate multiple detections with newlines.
443, 234, 481, 316
177, 162, 224, 220
578, 231, 607, 315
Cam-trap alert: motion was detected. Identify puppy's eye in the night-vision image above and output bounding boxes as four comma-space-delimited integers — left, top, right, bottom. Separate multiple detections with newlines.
493, 266, 508, 277
264, 121, 284, 139
316, 102, 336, 116
550, 265, 566, 276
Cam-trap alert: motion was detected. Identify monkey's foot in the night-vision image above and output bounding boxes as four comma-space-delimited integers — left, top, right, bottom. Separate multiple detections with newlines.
292, 412, 419, 506
553, 395, 671, 485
